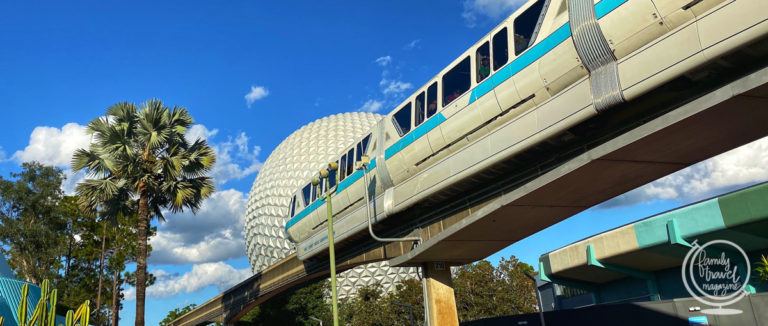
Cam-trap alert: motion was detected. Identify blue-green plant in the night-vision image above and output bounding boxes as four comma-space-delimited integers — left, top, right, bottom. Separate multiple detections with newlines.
17, 282, 29, 325
15, 279, 90, 326
65, 301, 90, 326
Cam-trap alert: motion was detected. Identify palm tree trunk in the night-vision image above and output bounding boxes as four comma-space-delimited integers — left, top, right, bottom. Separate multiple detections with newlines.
135, 185, 149, 326
96, 221, 107, 321
112, 268, 121, 326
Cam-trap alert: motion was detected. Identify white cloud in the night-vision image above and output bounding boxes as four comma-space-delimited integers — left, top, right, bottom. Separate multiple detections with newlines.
380, 79, 413, 95
12, 122, 261, 195
462, 0, 525, 27
12, 123, 91, 194
404, 39, 421, 51
211, 133, 263, 185
185, 124, 219, 143
149, 189, 247, 264
358, 100, 385, 113
602, 136, 768, 207
375, 55, 393, 67
185, 124, 263, 185
124, 262, 251, 300
12, 123, 91, 167
356, 56, 412, 114
244, 85, 269, 108
377, 58, 412, 97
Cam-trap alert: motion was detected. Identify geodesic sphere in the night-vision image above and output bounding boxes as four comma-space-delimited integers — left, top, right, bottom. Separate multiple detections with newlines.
244, 112, 382, 272
244, 112, 420, 297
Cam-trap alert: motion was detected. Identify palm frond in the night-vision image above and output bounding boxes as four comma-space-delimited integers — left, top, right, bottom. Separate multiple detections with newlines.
75, 100, 216, 224
168, 106, 194, 136
162, 177, 215, 214
71, 148, 115, 178
180, 139, 216, 178
136, 100, 172, 154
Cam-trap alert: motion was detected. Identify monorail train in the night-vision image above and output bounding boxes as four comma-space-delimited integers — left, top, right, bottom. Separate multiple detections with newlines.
284, 0, 768, 260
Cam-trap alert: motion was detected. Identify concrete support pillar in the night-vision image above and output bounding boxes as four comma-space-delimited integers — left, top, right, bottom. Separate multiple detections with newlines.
423, 262, 459, 326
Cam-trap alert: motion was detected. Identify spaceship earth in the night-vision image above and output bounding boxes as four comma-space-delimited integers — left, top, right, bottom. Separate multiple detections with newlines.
244, 112, 418, 298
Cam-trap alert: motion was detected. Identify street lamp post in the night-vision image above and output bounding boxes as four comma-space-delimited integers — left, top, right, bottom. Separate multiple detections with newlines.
318, 162, 340, 326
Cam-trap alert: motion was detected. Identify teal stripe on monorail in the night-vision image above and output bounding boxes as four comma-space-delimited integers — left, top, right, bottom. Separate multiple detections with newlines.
286, 197, 325, 229
595, 0, 627, 19
468, 0, 626, 104
286, 0, 629, 233
335, 158, 377, 194
469, 23, 571, 104
385, 113, 447, 160
285, 158, 378, 230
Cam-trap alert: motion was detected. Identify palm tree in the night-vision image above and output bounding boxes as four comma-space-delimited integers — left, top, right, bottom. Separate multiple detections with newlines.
72, 100, 216, 326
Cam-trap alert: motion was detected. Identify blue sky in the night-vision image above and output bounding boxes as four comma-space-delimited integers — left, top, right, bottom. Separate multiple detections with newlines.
2, 1, 768, 325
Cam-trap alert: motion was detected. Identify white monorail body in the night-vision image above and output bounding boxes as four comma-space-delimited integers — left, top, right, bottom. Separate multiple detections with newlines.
283, 0, 768, 260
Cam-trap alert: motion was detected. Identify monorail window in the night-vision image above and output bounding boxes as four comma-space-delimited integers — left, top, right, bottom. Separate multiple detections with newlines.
310, 183, 317, 202
476, 42, 491, 83
442, 57, 471, 107
427, 82, 438, 118
361, 134, 371, 154
328, 161, 338, 188
356, 134, 371, 161
339, 154, 347, 181
302, 184, 311, 206
356, 142, 363, 161
493, 28, 509, 70
514, 0, 546, 55
289, 196, 296, 217
346, 148, 354, 176
392, 103, 412, 136
414, 92, 426, 127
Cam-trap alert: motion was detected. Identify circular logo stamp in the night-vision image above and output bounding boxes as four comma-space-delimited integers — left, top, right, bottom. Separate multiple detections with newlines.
681, 239, 751, 315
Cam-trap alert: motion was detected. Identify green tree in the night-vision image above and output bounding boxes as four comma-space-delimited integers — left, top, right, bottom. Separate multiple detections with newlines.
107, 211, 142, 326
338, 279, 424, 326
496, 256, 537, 314
0, 163, 139, 324
384, 278, 424, 325
340, 283, 389, 326
0, 162, 67, 284
756, 255, 768, 283
72, 101, 216, 326
160, 304, 198, 326
286, 279, 332, 325
57, 207, 110, 318
453, 257, 537, 322
238, 254, 534, 325
454, 260, 500, 321
242, 279, 332, 326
